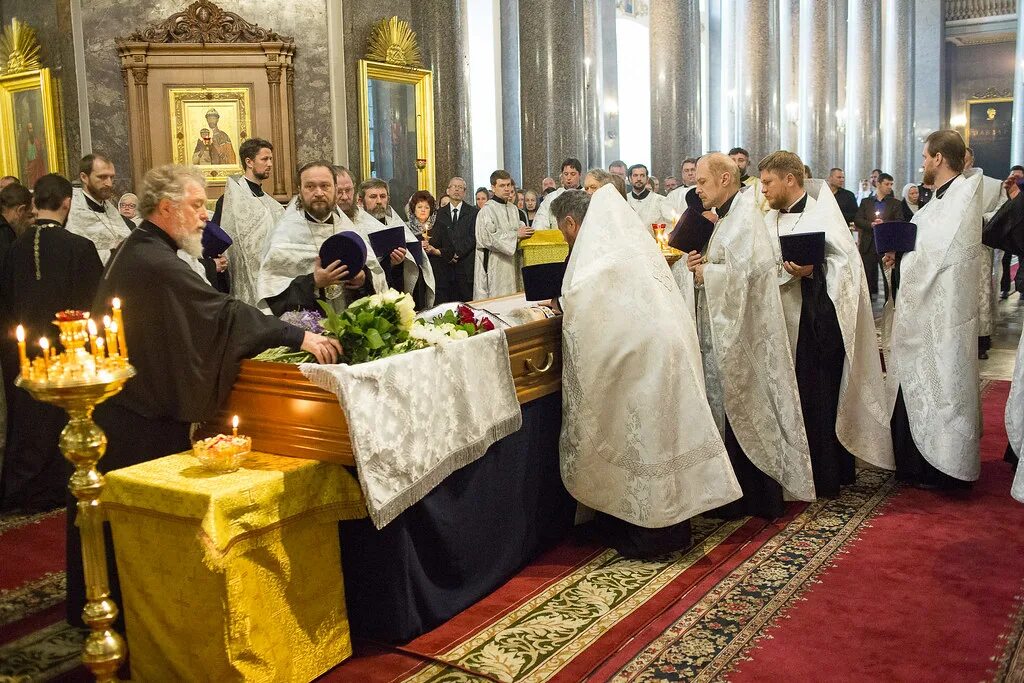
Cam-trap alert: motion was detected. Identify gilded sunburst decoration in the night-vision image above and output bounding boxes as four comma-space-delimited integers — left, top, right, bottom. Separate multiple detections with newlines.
0, 19, 42, 75
365, 17, 421, 67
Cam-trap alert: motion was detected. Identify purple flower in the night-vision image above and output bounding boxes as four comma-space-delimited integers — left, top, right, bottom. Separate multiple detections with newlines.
280, 309, 325, 334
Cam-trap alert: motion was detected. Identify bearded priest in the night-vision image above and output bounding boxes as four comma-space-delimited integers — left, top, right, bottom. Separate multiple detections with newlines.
352, 178, 434, 310
553, 186, 741, 558
257, 161, 384, 315
883, 130, 984, 489
686, 152, 816, 518
759, 151, 894, 498
65, 153, 135, 264
474, 170, 533, 300
209, 138, 284, 306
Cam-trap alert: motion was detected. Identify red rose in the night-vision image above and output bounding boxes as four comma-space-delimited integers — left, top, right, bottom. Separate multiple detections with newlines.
480, 317, 495, 331
457, 305, 475, 324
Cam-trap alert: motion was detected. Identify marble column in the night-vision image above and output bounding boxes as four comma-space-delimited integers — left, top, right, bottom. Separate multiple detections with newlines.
1012, 0, 1024, 164
798, 0, 837, 178
779, 0, 800, 151
734, 0, 780, 160
715, 0, 737, 150
833, 0, 847, 171
518, 0, 587, 189
913, 0, 943, 157
844, 0, 882, 189
412, 0, 473, 195
583, 0, 605, 169
881, 0, 914, 186
599, 0, 620, 165
500, 0, 523, 182
650, 0, 702, 181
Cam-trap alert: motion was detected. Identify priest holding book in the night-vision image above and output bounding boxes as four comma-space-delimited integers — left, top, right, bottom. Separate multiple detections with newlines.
759, 151, 894, 498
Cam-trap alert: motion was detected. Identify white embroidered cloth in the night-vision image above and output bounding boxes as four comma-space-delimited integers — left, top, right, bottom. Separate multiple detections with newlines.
299, 329, 522, 528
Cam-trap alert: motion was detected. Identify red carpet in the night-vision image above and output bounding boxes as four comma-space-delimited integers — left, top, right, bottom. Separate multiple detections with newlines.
724, 380, 1024, 682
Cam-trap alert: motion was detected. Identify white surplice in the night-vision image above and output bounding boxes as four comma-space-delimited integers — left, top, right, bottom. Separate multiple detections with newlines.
1009, 331, 1024, 502
353, 207, 435, 309
65, 189, 131, 265
560, 184, 742, 527
627, 190, 669, 234
220, 175, 284, 306
765, 180, 894, 470
532, 187, 568, 230
978, 173, 1006, 337
884, 169, 984, 481
697, 188, 816, 501
474, 198, 523, 300
257, 203, 386, 312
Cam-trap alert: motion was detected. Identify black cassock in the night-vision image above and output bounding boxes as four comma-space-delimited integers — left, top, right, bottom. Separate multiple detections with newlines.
64, 220, 305, 626
793, 268, 856, 497
0, 220, 103, 511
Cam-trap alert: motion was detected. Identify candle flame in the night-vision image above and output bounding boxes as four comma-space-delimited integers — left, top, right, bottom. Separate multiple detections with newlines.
232, 415, 239, 430
39, 337, 49, 351
97, 338, 105, 350
103, 315, 112, 327
110, 320, 118, 334
16, 325, 24, 342
87, 318, 97, 335
112, 297, 121, 310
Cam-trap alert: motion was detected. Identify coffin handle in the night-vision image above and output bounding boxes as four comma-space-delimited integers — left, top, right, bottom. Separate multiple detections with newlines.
525, 352, 555, 375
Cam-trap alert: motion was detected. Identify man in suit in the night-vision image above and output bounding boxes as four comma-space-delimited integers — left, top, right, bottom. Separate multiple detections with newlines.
827, 167, 859, 225
431, 176, 478, 302
854, 172, 902, 299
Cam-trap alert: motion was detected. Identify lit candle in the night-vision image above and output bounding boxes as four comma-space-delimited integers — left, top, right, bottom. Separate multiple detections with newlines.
875, 210, 880, 218
16, 325, 27, 371
96, 337, 105, 364
112, 298, 127, 359
232, 415, 239, 437
103, 316, 118, 357
87, 318, 99, 357
39, 337, 50, 377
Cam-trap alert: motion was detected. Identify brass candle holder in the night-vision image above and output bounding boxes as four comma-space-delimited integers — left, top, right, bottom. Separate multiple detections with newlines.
653, 224, 684, 266
14, 308, 134, 682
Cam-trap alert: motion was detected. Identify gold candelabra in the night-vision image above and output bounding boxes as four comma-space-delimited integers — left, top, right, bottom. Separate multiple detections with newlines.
15, 303, 134, 682
653, 223, 684, 266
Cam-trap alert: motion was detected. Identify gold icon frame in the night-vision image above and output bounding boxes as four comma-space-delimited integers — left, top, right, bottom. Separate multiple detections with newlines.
0, 67, 64, 182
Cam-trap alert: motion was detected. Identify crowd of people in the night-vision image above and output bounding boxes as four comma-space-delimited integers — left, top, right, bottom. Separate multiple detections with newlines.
1, 127, 1023, 607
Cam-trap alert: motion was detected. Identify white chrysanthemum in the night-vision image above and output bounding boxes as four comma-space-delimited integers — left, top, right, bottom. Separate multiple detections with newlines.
395, 293, 416, 330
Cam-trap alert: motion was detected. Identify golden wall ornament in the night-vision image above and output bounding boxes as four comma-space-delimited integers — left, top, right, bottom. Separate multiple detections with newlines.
123, 0, 288, 44
365, 17, 421, 67
0, 19, 65, 181
0, 18, 42, 75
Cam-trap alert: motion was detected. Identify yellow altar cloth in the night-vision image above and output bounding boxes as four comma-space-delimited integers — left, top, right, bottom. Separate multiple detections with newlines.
102, 451, 367, 682
520, 229, 569, 266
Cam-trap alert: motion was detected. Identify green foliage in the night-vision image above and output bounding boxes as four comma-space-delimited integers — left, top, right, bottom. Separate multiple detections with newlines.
318, 298, 425, 364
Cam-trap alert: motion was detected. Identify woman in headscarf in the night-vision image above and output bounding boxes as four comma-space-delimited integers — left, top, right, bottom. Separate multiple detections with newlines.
900, 183, 920, 221
524, 189, 539, 227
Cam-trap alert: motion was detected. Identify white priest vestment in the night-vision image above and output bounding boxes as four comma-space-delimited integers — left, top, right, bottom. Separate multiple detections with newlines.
978, 173, 1006, 339
884, 169, 984, 481
353, 207, 434, 309
1009, 331, 1024, 502
697, 189, 816, 502
220, 175, 284, 306
532, 187, 568, 230
560, 184, 742, 527
257, 203, 386, 312
65, 189, 131, 265
474, 198, 522, 300
627, 190, 668, 234
765, 180, 894, 471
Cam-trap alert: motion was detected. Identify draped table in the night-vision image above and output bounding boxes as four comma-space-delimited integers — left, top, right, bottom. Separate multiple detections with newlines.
102, 451, 366, 682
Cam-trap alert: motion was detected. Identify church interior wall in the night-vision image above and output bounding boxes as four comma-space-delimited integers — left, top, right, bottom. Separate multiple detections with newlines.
945, 40, 1016, 138
70, 0, 335, 195
0, 0, 81, 174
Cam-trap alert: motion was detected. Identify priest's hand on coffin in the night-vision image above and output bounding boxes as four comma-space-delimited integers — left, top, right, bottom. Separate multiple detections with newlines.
686, 250, 702, 272
389, 248, 407, 266
342, 267, 366, 289
300, 331, 343, 365
517, 224, 535, 239
548, 298, 562, 315
783, 261, 814, 279
314, 256, 347, 289
213, 254, 229, 273
882, 252, 896, 269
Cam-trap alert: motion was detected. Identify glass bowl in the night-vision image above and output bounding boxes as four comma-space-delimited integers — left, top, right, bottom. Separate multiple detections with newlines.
192, 435, 252, 473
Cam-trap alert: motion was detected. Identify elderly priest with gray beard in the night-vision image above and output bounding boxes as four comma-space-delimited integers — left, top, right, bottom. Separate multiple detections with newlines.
551, 186, 741, 559
68, 163, 341, 628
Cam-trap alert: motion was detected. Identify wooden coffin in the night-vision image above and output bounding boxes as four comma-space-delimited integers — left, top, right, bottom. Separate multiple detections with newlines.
195, 315, 562, 466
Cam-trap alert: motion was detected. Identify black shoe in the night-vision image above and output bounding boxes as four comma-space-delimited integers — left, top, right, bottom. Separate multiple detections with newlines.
979, 351, 989, 360
1001, 291, 1010, 300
